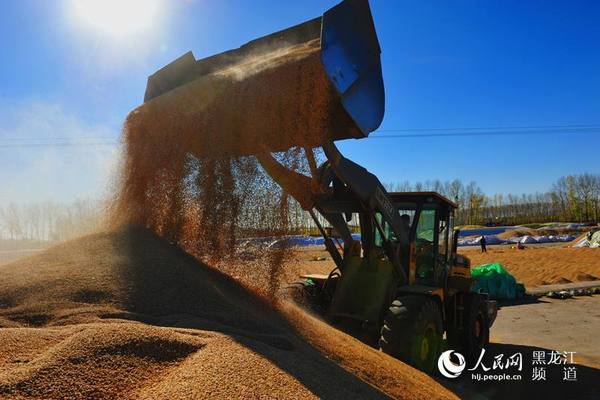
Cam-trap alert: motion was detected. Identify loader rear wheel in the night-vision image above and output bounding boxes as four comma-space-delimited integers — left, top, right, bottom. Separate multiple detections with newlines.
379, 296, 443, 373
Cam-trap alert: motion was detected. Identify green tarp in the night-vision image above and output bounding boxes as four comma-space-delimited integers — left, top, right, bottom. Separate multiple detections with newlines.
472, 263, 524, 300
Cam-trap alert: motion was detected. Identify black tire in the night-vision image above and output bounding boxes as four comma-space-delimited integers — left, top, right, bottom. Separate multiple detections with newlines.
464, 294, 489, 361
447, 294, 489, 363
379, 296, 443, 373
284, 280, 323, 312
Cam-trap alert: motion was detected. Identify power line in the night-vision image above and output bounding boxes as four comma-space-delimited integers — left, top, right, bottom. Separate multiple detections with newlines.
370, 128, 598, 139
0, 141, 120, 148
0, 136, 117, 141
0, 123, 598, 148
375, 123, 600, 133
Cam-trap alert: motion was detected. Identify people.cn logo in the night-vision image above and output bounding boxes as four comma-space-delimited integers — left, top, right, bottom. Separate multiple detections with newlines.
438, 350, 466, 378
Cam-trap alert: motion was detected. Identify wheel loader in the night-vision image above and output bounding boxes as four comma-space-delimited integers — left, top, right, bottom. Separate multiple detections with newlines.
140, 0, 497, 373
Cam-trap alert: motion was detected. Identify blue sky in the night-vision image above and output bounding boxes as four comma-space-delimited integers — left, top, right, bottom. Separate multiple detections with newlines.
1, 0, 599, 204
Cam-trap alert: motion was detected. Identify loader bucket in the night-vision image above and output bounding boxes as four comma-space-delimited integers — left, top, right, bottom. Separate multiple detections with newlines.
140, 0, 384, 157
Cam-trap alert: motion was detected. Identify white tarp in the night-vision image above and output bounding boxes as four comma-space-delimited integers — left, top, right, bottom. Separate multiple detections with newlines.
459, 234, 576, 246
574, 231, 600, 248
539, 223, 588, 230
458, 235, 506, 246
519, 235, 538, 244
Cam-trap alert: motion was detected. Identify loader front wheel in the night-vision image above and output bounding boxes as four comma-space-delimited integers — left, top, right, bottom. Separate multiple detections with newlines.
379, 296, 443, 373
447, 293, 490, 363
463, 294, 489, 362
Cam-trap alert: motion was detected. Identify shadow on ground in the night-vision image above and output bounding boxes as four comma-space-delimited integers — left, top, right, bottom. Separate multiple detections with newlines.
113, 226, 392, 399
496, 295, 550, 307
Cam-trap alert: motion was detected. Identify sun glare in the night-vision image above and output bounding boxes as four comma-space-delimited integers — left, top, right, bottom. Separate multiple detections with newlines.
70, 0, 162, 39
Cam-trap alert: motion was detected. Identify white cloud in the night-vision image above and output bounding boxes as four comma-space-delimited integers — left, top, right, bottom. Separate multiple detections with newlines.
0, 100, 120, 204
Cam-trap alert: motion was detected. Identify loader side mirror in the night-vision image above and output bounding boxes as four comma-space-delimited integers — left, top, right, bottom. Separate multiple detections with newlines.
452, 229, 460, 254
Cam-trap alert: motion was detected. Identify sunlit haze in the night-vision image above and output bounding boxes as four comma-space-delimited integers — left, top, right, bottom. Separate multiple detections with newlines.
69, 0, 162, 39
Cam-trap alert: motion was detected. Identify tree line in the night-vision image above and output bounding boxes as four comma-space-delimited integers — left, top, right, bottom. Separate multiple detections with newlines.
1, 173, 598, 241
261, 172, 600, 234
385, 173, 600, 226
0, 199, 105, 241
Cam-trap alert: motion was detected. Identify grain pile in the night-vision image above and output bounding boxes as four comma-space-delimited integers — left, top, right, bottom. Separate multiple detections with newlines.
460, 247, 600, 286
0, 226, 456, 399
111, 38, 361, 298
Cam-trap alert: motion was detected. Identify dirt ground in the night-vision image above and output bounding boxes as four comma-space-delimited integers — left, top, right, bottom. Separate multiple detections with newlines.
0, 240, 48, 266
0, 227, 454, 400
440, 296, 600, 399
0, 249, 43, 266
492, 296, 600, 367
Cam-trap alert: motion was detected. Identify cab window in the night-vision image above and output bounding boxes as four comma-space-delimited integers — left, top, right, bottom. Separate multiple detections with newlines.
374, 207, 415, 247
415, 208, 436, 280
416, 209, 435, 243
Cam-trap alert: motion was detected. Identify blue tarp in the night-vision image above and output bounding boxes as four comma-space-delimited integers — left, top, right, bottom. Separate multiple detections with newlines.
459, 227, 513, 237
244, 233, 362, 249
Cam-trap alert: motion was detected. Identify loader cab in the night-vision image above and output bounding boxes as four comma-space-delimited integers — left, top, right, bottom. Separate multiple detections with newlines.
374, 192, 459, 287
